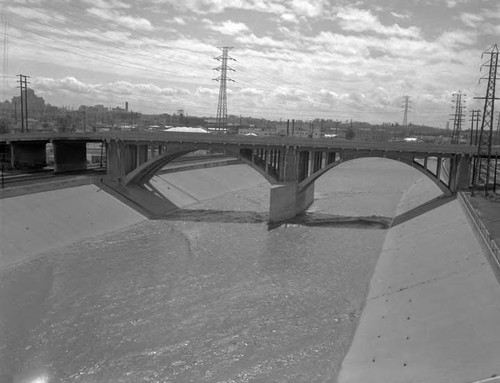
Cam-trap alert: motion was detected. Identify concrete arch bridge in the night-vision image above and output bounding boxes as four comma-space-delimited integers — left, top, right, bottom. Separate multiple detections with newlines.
0, 132, 483, 222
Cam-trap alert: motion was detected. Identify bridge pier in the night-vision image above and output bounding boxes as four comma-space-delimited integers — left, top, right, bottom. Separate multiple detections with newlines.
107, 141, 152, 183
10, 141, 47, 170
448, 154, 471, 191
53, 141, 87, 173
269, 181, 315, 223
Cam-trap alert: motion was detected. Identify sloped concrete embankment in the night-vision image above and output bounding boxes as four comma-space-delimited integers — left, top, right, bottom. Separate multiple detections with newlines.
0, 184, 146, 270
338, 176, 500, 382
0, 165, 268, 270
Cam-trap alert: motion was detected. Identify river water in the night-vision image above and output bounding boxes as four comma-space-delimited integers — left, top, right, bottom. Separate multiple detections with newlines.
0, 158, 427, 383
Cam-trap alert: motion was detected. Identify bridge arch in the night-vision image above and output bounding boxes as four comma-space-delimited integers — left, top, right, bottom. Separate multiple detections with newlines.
298, 152, 453, 197
123, 146, 280, 187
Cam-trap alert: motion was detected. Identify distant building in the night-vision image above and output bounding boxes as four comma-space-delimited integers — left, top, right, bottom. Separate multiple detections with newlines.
165, 126, 208, 133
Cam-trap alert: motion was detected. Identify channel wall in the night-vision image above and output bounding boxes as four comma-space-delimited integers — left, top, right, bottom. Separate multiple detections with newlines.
338, 175, 500, 382
0, 165, 267, 270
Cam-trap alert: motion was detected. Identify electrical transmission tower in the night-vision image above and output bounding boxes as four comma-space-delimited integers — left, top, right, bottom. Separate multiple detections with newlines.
450, 91, 466, 144
496, 111, 500, 145
402, 96, 411, 127
469, 109, 481, 145
473, 44, 499, 194
213, 47, 235, 133
17, 74, 30, 133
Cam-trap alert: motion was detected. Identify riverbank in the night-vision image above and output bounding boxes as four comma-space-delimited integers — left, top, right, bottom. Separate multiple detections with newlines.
338, 177, 500, 382
0, 164, 267, 270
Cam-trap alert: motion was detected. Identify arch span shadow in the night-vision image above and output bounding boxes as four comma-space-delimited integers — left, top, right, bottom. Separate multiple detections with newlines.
390, 194, 457, 227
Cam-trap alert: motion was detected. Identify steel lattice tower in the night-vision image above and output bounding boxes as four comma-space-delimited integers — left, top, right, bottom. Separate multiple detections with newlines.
402, 96, 410, 127
474, 44, 499, 193
450, 91, 466, 144
213, 47, 235, 133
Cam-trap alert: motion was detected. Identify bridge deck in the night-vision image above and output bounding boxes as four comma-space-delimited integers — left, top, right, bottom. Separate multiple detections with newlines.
2, 132, 495, 155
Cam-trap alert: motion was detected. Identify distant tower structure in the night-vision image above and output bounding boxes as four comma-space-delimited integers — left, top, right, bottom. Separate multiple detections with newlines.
17, 74, 30, 133
473, 44, 499, 194
213, 47, 235, 133
450, 90, 466, 144
402, 96, 410, 127
125, 101, 128, 112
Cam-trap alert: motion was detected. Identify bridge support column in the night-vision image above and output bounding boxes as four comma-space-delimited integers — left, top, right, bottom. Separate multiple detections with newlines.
268, 182, 315, 223
456, 155, 471, 190
53, 141, 87, 172
279, 146, 298, 182
107, 140, 126, 182
137, 144, 148, 166
10, 141, 47, 170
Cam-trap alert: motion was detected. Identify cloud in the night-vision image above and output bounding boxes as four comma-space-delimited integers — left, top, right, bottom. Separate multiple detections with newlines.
290, 0, 327, 18
459, 12, 484, 27
235, 34, 296, 49
34, 77, 96, 96
239, 87, 264, 96
173, 17, 186, 25
164, 0, 326, 20
445, 0, 468, 8
280, 13, 299, 23
390, 11, 410, 19
87, 7, 154, 30
33, 77, 191, 101
196, 87, 219, 96
207, 20, 250, 35
336, 7, 421, 38
82, 0, 131, 9
437, 29, 478, 48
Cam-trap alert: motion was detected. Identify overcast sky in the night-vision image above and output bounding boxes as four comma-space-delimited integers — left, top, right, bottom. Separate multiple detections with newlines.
1, 0, 499, 126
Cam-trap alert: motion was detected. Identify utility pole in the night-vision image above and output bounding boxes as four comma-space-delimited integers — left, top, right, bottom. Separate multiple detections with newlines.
18, 75, 24, 132
473, 44, 499, 195
83, 107, 86, 133
450, 90, 466, 144
213, 47, 235, 133
17, 74, 30, 133
13, 101, 17, 125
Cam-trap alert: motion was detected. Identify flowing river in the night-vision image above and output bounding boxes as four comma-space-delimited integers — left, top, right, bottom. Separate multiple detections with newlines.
0, 158, 431, 383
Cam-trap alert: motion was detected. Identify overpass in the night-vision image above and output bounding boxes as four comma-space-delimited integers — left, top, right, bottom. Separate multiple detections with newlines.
0, 132, 493, 222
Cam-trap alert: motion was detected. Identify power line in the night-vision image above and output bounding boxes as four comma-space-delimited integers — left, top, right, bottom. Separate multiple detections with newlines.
7, 23, 212, 82
5, 5, 213, 73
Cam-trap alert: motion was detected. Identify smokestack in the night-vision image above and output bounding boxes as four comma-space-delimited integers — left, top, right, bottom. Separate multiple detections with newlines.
125, 101, 129, 112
